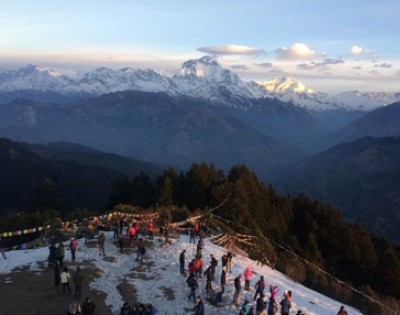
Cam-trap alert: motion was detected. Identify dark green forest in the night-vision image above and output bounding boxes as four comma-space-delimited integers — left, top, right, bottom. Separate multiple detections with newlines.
1, 163, 400, 314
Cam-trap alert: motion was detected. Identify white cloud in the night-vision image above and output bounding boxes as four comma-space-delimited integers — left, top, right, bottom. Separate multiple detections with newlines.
275, 43, 325, 61
197, 45, 265, 56
254, 62, 273, 68
351, 45, 363, 55
230, 64, 248, 70
297, 59, 344, 70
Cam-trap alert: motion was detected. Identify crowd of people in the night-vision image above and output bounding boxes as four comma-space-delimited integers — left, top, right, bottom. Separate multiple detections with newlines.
44, 215, 350, 315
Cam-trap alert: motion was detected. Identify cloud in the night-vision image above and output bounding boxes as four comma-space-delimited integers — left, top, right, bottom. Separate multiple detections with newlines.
197, 45, 265, 56
254, 62, 273, 68
374, 62, 392, 68
296, 59, 344, 70
351, 45, 363, 55
352, 66, 362, 70
275, 43, 325, 60
230, 64, 248, 70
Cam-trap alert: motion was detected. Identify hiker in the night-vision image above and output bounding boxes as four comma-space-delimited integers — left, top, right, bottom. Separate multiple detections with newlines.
179, 249, 186, 274
0, 236, 6, 259
113, 222, 120, 239
267, 296, 278, 315
118, 234, 124, 252
233, 274, 242, 306
227, 252, 233, 273
239, 299, 251, 315
98, 233, 106, 257
271, 255, 277, 270
119, 217, 125, 235
61, 266, 72, 294
270, 285, 278, 301
244, 266, 252, 291
188, 259, 196, 275
337, 305, 349, 315
210, 254, 218, 281
221, 254, 228, 269
189, 228, 196, 244
193, 222, 200, 238
148, 221, 154, 239
220, 267, 227, 294
253, 275, 266, 301
48, 242, 56, 267
192, 296, 204, 315
120, 302, 131, 315
136, 238, 146, 261
82, 297, 96, 315
69, 237, 78, 261
186, 273, 198, 303
57, 242, 65, 267
54, 261, 61, 287
280, 292, 291, 315
194, 256, 203, 278
73, 266, 84, 300
164, 223, 170, 243
204, 265, 213, 297
131, 304, 139, 314
66, 301, 82, 315
128, 224, 136, 247
196, 238, 203, 255
256, 293, 266, 315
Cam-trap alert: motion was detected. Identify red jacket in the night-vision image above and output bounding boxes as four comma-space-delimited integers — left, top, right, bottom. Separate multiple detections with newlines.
128, 226, 136, 237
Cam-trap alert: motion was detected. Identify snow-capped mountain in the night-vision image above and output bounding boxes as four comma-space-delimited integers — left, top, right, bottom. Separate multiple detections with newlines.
334, 90, 400, 111
173, 55, 264, 107
0, 59, 398, 112
256, 77, 344, 111
0, 64, 72, 92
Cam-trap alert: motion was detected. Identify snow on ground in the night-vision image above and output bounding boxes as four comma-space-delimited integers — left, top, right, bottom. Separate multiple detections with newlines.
0, 232, 363, 314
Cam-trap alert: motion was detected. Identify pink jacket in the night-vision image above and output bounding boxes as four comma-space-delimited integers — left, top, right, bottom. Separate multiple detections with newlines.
244, 267, 252, 281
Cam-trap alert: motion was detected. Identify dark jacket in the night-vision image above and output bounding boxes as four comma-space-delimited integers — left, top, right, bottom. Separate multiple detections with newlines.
193, 300, 204, 315
234, 276, 242, 291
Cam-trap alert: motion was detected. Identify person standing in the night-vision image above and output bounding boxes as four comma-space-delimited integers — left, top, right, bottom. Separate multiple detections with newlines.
192, 296, 204, 315
54, 261, 61, 288
118, 234, 124, 252
244, 266, 252, 291
73, 266, 84, 300
337, 305, 349, 315
253, 275, 266, 301
233, 274, 242, 306
120, 302, 131, 315
256, 293, 266, 315
280, 293, 291, 315
148, 221, 154, 240
136, 238, 146, 262
0, 236, 6, 260
220, 267, 227, 294
98, 233, 106, 257
48, 242, 56, 267
57, 242, 65, 267
186, 273, 198, 303
61, 266, 72, 294
69, 237, 78, 262
179, 249, 186, 275
82, 297, 96, 315
203, 265, 213, 297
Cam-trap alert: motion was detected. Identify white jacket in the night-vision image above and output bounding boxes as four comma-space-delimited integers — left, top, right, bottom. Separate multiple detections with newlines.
61, 271, 71, 283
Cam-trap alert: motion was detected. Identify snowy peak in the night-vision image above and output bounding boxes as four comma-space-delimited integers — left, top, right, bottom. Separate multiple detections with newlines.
0, 64, 71, 92
334, 90, 400, 111
258, 77, 316, 94
177, 55, 241, 85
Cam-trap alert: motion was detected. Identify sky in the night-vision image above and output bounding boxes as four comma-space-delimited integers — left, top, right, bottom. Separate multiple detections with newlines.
0, 0, 399, 93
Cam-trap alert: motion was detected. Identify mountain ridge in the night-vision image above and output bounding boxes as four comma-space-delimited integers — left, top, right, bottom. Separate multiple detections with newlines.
1, 58, 399, 111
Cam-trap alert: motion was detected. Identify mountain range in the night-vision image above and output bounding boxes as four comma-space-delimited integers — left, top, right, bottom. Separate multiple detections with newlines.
1, 56, 399, 111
